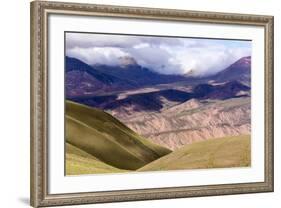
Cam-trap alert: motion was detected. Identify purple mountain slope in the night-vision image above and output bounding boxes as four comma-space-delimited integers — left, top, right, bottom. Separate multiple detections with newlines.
66, 56, 251, 104
70, 80, 250, 112
65, 56, 137, 97
92, 64, 185, 86
214, 56, 251, 84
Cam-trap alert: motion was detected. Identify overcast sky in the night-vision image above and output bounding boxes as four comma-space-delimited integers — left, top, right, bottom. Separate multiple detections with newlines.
66, 32, 251, 76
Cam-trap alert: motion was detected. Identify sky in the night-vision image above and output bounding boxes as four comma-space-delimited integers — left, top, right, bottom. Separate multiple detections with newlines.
66, 32, 251, 76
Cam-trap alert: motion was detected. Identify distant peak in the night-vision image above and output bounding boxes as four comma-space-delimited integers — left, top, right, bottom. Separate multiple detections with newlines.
118, 56, 138, 68
235, 56, 251, 66
184, 69, 199, 77
185, 69, 195, 76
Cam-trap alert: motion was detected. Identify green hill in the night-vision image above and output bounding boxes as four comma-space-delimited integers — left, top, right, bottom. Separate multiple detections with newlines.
138, 135, 250, 171
65, 101, 171, 174
66, 143, 126, 175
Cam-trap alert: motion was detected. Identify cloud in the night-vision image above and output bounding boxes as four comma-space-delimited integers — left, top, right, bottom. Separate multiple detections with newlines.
171, 41, 251, 76
66, 33, 142, 49
67, 47, 129, 66
66, 33, 251, 76
66, 33, 182, 50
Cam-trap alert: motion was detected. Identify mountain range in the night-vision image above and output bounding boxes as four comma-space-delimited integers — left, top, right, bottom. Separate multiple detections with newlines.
71, 80, 250, 113
66, 56, 186, 97
65, 55, 251, 150
66, 56, 251, 98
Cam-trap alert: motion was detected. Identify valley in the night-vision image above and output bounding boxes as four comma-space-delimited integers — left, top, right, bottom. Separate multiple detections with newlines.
65, 101, 250, 175
65, 55, 252, 175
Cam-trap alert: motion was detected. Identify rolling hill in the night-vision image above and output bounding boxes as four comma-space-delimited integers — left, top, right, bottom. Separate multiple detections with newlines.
65, 101, 251, 175
66, 143, 126, 175
65, 101, 171, 173
138, 135, 251, 171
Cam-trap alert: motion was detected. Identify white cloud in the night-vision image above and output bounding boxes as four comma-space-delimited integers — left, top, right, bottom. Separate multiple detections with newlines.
66, 33, 141, 49
171, 42, 251, 76
66, 33, 182, 50
67, 47, 129, 66
66, 33, 251, 76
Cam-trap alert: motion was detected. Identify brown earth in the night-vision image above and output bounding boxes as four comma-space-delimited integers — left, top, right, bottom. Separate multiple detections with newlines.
110, 97, 250, 150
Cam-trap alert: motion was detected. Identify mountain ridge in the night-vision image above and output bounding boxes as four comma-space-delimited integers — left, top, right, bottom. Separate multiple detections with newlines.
70, 80, 250, 112
213, 56, 251, 84
66, 55, 251, 98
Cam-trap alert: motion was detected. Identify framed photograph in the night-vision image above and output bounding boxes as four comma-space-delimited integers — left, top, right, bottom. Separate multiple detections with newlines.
30, 1, 274, 207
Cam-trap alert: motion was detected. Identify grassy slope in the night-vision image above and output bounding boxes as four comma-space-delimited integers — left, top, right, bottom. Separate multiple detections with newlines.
138, 135, 251, 171
66, 143, 126, 175
65, 101, 171, 172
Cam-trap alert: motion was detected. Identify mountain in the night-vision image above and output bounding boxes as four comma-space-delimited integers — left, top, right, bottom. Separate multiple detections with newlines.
138, 135, 250, 171
71, 80, 250, 113
66, 56, 251, 98
66, 56, 188, 97
118, 56, 138, 67
114, 97, 251, 150
93, 61, 185, 86
65, 101, 171, 172
65, 56, 252, 174
213, 56, 251, 84
72, 89, 193, 112
193, 80, 250, 100
65, 56, 137, 97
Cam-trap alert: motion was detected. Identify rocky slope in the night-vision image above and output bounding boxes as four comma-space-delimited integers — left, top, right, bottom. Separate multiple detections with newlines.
65, 56, 137, 97
213, 56, 251, 85
112, 97, 251, 150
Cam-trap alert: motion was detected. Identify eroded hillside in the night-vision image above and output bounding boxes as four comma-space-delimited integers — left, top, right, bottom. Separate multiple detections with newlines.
112, 97, 250, 150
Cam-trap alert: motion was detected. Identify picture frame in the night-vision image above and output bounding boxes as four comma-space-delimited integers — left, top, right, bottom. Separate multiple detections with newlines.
30, 1, 274, 207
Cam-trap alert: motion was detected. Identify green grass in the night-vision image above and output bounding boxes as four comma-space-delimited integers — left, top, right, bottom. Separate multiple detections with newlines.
138, 135, 251, 171
65, 101, 251, 175
66, 143, 126, 175
65, 101, 171, 174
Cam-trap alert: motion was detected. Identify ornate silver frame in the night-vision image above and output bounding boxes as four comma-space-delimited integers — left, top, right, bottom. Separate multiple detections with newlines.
30, 1, 274, 207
